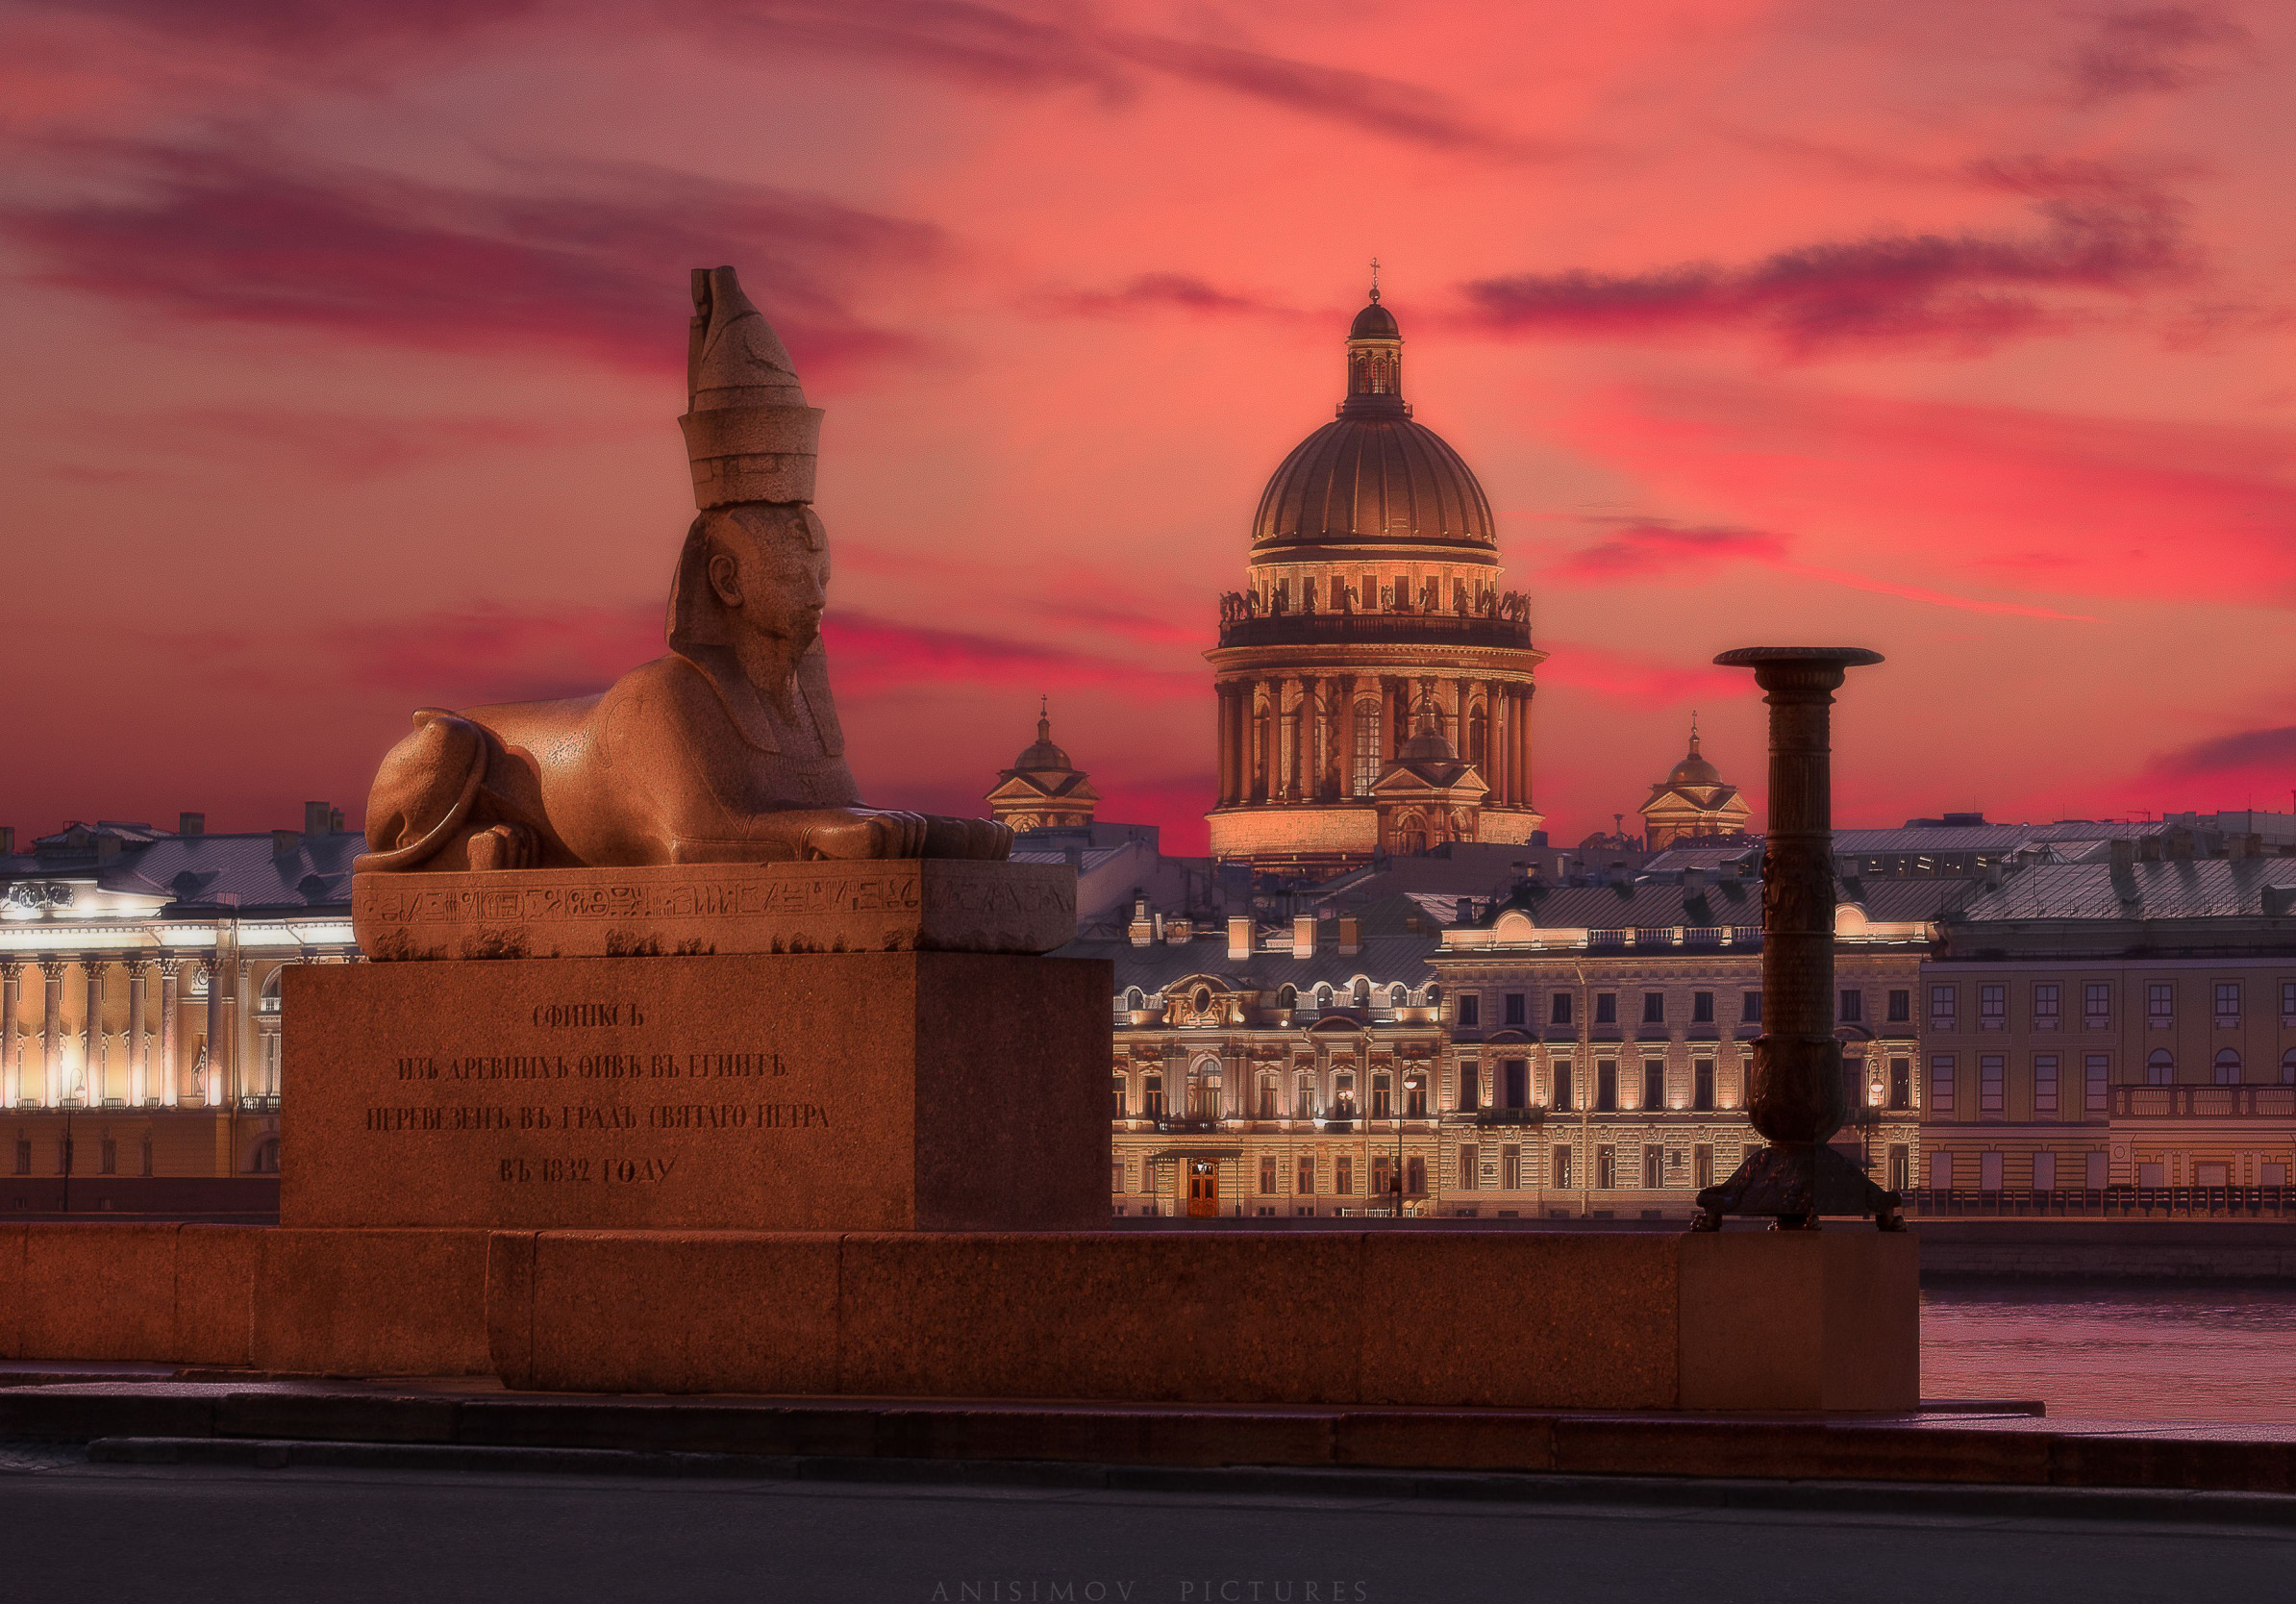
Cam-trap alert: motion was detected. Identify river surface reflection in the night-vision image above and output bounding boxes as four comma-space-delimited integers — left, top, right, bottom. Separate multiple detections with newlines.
1922, 1281, 2296, 1424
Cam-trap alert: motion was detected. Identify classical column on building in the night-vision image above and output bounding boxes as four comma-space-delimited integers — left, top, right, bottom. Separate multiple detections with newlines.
39, 959, 66, 1107
237, 959, 257, 1106
1215, 684, 1237, 806
125, 959, 149, 1107
1336, 678, 1360, 800
0, 960, 18, 1108
1694, 646, 1899, 1231
82, 958, 107, 1107
157, 957, 182, 1108
200, 956, 226, 1108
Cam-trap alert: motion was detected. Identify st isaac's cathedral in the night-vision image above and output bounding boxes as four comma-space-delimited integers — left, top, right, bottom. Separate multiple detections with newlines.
1205, 283, 1543, 878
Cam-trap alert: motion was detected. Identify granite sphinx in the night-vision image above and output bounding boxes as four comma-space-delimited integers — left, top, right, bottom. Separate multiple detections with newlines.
359, 266, 1011, 873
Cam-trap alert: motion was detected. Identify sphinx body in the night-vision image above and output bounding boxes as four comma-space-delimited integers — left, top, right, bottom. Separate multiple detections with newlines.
358, 267, 1010, 872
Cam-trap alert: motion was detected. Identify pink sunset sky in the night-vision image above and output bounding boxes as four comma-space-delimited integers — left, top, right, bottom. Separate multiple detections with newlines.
3, 0, 2291, 852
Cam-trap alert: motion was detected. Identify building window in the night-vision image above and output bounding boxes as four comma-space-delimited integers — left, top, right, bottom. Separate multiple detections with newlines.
1694, 1144, 1714, 1190
1459, 993, 1481, 1028
1406, 1074, 1427, 1117
2086, 1151, 2109, 1190
1931, 986, 1957, 1031
1260, 1077, 1280, 1119
1930, 1055, 1956, 1115
1142, 1075, 1164, 1118
1406, 1155, 1426, 1196
1693, 1059, 1715, 1111
1296, 1155, 1314, 1195
2148, 983, 2173, 1028
1123, 986, 1145, 1012
1886, 989, 1910, 1024
1692, 990, 1714, 1024
1111, 1161, 1126, 1194
1501, 1059, 1528, 1110
1596, 1062, 1618, 1112
1501, 1144, 1521, 1190
2085, 1054, 2109, 1113
1980, 986, 2005, 1031
1931, 1152, 1955, 1191
2034, 1054, 2059, 1116
100, 1137, 116, 1176
2033, 984, 2059, 1031
140, 1136, 153, 1177
1457, 1060, 1480, 1113
1886, 1145, 1909, 1193
1111, 1076, 1127, 1119
2146, 1049, 2173, 1086
1551, 992, 1573, 1026
1259, 1155, 1277, 1194
2214, 1048, 2242, 1086
1552, 1062, 1574, 1112
1642, 1145, 1664, 1190
1294, 1077, 1314, 1119
1553, 1145, 1573, 1190
1351, 700, 1383, 794
1335, 1155, 1354, 1195
1838, 990, 1863, 1024
2085, 983, 2111, 1029
1458, 1144, 1479, 1190
2032, 1151, 2057, 1192
1742, 990, 1762, 1024
1888, 1057, 1910, 1111
2284, 981, 2296, 1026
12, 1139, 28, 1175
1371, 1154, 1393, 1198
2214, 982, 2241, 1028
1980, 1056, 2005, 1115
1371, 1073, 1392, 1119
1594, 992, 1616, 1026
1500, 991, 1523, 1026
1642, 991, 1664, 1024
2284, 1048, 2296, 1086
1641, 1060, 1664, 1110
1980, 1152, 2005, 1191
1595, 1145, 1616, 1190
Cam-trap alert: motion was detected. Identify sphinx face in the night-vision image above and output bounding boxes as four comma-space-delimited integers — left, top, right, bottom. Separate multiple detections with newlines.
709, 504, 830, 657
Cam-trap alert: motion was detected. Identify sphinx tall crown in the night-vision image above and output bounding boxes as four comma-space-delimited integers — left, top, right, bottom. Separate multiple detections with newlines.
678, 265, 825, 509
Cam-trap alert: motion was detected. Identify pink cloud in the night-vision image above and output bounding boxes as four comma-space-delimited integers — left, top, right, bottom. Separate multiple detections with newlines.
1549, 521, 1790, 580
2061, 6, 2255, 105
1535, 641, 1748, 708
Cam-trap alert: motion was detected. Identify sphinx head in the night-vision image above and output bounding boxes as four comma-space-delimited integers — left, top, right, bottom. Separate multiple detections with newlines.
668, 502, 831, 681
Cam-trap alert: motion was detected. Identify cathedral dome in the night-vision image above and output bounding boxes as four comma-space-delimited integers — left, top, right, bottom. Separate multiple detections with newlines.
1251, 292, 1495, 554
1666, 738, 1722, 789
1011, 707, 1072, 772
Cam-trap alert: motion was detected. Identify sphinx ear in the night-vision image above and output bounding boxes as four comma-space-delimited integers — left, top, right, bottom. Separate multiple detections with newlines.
707, 547, 743, 606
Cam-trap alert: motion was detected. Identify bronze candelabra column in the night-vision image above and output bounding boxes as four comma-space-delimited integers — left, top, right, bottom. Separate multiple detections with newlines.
1693, 646, 1904, 1232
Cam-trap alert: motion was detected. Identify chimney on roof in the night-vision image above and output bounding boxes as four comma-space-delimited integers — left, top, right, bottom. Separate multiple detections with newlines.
1683, 866, 1707, 890
95, 835, 121, 863
179, 813, 204, 838
272, 829, 300, 855
0, 827, 12, 856
2264, 887, 2295, 918
304, 801, 332, 836
1292, 915, 1315, 959
2109, 838, 2136, 873
1336, 915, 1361, 956
1128, 894, 1153, 947
331, 807, 346, 833
1456, 897, 1474, 925
1228, 915, 1253, 961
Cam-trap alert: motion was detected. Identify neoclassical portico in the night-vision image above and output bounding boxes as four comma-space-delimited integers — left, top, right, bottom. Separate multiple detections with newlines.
1206, 284, 1544, 878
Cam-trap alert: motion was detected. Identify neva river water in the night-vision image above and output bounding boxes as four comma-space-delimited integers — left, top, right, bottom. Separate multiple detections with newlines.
1922, 1281, 2296, 1424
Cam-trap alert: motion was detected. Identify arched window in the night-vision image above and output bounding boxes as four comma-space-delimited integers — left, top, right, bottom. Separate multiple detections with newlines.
1193, 986, 1213, 1016
2283, 1048, 2296, 1085
259, 968, 284, 1015
1276, 984, 1296, 1010
2146, 1048, 2174, 1086
1425, 985, 1441, 1009
248, 1138, 280, 1175
1312, 984, 1333, 1009
1352, 978, 1371, 1008
1388, 984, 1410, 1008
1124, 987, 1145, 1011
1467, 707, 1487, 767
2214, 1048, 2243, 1086
1352, 700, 1383, 793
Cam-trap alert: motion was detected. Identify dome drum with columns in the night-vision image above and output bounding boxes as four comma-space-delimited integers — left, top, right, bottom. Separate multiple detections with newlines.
1207, 281, 1544, 877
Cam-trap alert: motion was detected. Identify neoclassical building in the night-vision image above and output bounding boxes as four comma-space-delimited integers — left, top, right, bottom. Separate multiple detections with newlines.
1638, 721, 1750, 849
1206, 286, 1544, 878
985, 701, 1099, 833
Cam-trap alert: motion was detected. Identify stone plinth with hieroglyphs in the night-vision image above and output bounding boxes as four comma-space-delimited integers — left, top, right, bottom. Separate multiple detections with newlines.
353, 859, 1076, 962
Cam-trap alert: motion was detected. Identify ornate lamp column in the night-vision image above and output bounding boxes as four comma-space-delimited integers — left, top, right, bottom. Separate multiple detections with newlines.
1694, 646, 1903, 1231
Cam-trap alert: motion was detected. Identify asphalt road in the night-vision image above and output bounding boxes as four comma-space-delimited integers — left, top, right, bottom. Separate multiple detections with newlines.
2, 1450, 2289, 1604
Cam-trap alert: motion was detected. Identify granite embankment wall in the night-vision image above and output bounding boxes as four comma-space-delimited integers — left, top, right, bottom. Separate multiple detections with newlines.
1913, 1221, 2296, 1280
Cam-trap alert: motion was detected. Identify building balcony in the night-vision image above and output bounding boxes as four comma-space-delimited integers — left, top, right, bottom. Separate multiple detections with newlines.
1154, 1116, 1227, 1135
1471, 1107, 1545, 1127
2110, 1087, 2296, 1119
1214, 611, 1535, 653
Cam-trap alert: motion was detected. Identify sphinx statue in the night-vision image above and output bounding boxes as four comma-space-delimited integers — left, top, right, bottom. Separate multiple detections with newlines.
358, 266, 1012, 872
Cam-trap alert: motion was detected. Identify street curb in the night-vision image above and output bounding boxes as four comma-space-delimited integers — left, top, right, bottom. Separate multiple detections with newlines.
75, 1437, 2296, 1527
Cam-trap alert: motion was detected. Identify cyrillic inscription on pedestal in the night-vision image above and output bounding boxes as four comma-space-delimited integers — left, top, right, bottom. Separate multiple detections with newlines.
282, 951, 1110, 1232
354, 859, 1075, 962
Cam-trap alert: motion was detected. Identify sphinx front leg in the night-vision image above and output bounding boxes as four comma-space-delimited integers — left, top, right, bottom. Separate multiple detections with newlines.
920, 815, 1013, 861
666, 807, 929, 863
